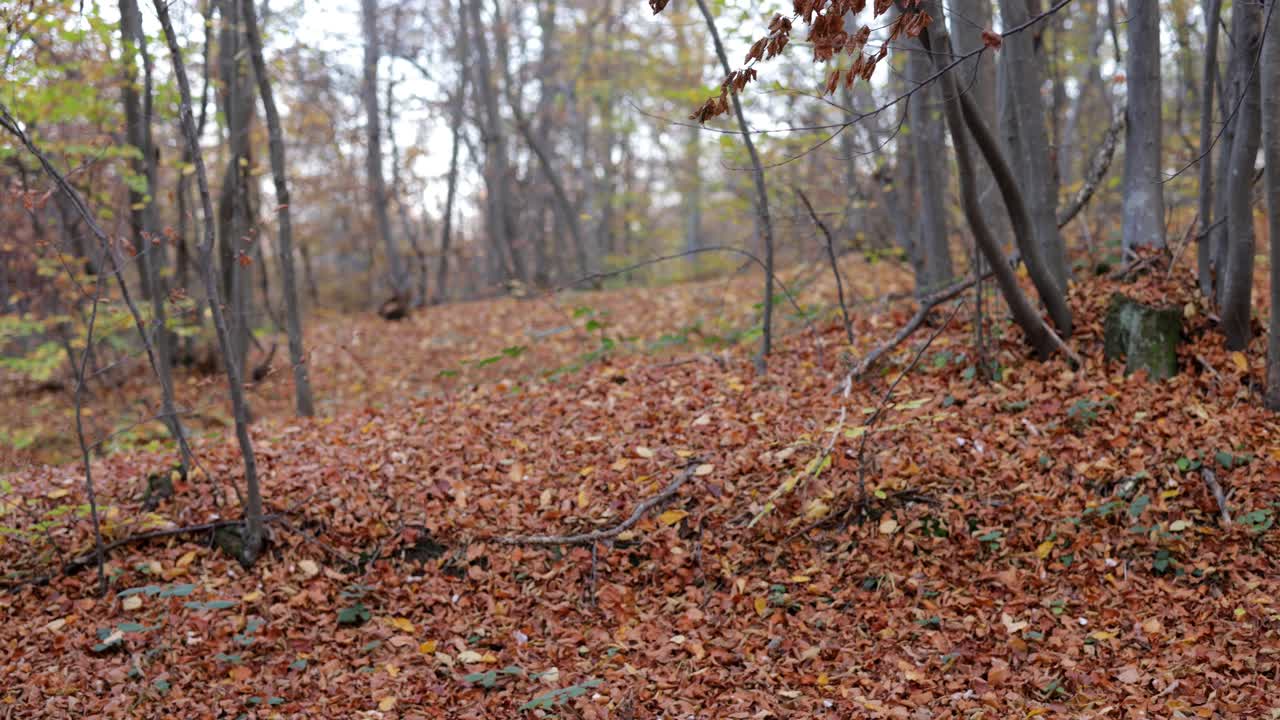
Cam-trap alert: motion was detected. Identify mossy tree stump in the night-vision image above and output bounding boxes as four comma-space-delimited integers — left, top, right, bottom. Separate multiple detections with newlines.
1103, 293, 1182, 379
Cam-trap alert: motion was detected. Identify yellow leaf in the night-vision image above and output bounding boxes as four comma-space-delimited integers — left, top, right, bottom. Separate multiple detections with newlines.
390, 617, 415, 633
790, 575, 811, 583
181, 164, 196, 176
577, 486, 589, 509
1035, 540, 1056, 559
1231, 351, 1249, 372
878, 517, 899, 535
658, 509, 687, 526
241, 590, 263, 603
385, 664, 400, 678
46, 488, 70, 500
816, 672, 829, 687
1090, 630, 1117, 640
377, 696, 397, 711
635, 446, 655, 459
610, 458, 630, 471
457, 650, 484, 664
419, 640, 438, 654
176, 550, 198, 568
578, 465, 596, 477
754, 596, 768, 617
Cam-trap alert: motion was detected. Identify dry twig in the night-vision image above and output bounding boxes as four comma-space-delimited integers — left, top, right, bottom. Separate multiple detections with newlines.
491, 460, 701, 546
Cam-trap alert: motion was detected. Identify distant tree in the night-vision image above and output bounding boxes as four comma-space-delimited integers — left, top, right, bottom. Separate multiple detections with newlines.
1121, 0, 1166, 255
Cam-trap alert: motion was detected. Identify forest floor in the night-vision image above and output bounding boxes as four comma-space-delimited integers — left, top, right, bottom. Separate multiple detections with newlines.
2, 252, 1278, 718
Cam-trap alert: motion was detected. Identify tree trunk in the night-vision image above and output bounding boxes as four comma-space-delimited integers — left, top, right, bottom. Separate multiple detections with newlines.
468, 0, 523, 284
215, 0, 254, 381
118, 0, 188, 466
435, 0, 469, 304
695, 0, 775, 371
955, 45, 1075, 336
1198, 0, 1224, 297
998, 0, 1069, 288
1220, 0, 1263, 350
1122, 0, 1167, 254
154, 0, 265, 566
907, 1, 954, 293
926, 26, 1058, 359
241, 0, 315, 417
361, 0, 409, 298
1263, 1, 1280, 409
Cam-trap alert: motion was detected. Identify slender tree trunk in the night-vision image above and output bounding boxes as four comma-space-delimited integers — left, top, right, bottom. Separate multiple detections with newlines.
512, 108, 589, 278
1122, 0, 1167, 254
956, 32, 1074, 336
908, 1, 954, 293
155, 0, 265, 564
1220, 0, 1263, 350
1213, 48, 1240, 306
241, 0, 314, 417
926, 27, 1058, 359
1198, 0, 1224, 297
118, 0, 189, 468
384, 21, 429, 305
361, 0, 408, 298
1263, 0, 1280, 409
695, 0, 775, 370
436, 3, 468, 304
216, 0, 254, 381
468, 0, 523, 284
998, 0, 1069, 288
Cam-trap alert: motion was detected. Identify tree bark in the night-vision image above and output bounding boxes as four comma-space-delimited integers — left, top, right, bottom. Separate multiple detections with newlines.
1122, 0, 1167, 254
1263, 0, 1280, 409
215, 0, 255, 381
955, 45, 1074, 336
154, 0, 265, 565
241, 0, 315, 417
118, 0, 188, 467
998, 0, 1069, 288
468, 0, 523, 284
924, 27, 1059, 359
907, 1, 954, 293
1220, 0, 1263, 350
435, 0, 469, 304
1198, 0, 1224, 297
361, 0, 409, 298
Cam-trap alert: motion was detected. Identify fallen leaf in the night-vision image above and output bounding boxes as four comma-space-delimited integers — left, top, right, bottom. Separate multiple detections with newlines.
377, 696, 397, 711
1115, 666, 1142, 684
635, 446, 654, 459
297, 559, 320, 579
457, 650, 484, 664
122, 596, 142, 611
658, 509, 688, 526
389, 617, 415, 633
878, 517, 899, 535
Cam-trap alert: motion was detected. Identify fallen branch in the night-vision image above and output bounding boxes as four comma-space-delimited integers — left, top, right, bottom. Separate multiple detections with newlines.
849, 271, 992, 379
61, 513, 285, 574
1057, 112, 1125, 229
491, 460, 701, 546
1201, 468, 1231, 525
